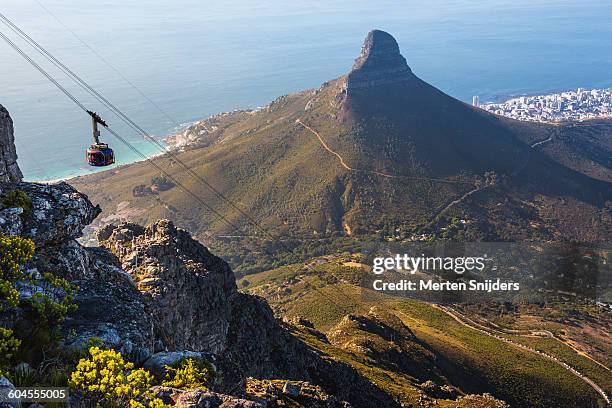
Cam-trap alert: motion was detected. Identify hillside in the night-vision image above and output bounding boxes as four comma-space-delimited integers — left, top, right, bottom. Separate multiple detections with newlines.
238, 255, 611, 408
71, 30, 611, 274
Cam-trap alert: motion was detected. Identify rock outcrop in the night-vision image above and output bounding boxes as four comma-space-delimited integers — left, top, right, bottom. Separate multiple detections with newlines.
153, 387, 263, 408
99, 220, 399, 407
0, 105, 22, 182
345, 30, 415, 92
0, 180, 154, 364
98, 220, 235, 354
327, 307, 441, 382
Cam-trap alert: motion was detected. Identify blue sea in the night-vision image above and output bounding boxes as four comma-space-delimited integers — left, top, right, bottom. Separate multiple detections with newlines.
1, 0, 611, 181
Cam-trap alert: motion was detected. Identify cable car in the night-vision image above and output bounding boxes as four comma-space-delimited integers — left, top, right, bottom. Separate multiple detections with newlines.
85, 111, 115, 166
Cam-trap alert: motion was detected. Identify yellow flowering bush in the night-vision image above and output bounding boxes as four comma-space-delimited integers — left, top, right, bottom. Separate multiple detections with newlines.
162, 357, 211, 390
0, 233, 35, 310
0, 233, 34, 376
70, 346, 169, 407
0, 327, 20, 377
0, 232, 78, 376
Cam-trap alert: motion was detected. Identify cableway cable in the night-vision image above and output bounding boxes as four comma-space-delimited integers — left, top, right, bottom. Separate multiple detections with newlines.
0, 24, 249, 242
0, 10, 294, 247
32, 0, 181, 129
0, 22, 377, 317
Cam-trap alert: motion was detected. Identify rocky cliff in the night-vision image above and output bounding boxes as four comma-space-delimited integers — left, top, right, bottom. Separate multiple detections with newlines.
345, 29, 415, 92
0, 181, 381, 406
0, 105, 22, 182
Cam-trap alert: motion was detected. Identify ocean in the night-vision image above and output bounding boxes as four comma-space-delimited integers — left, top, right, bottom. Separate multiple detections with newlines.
1, 0, 611, 181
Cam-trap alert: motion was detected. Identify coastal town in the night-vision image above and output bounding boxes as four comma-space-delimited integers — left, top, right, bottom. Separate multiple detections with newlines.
476, 87, 612, 123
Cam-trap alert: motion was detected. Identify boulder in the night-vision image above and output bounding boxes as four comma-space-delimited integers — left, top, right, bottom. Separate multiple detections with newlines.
282, 382, 300, 397
8, 181, 100, 246
152, 387, 263, 408
60, 247, 154, 364
0, 377, 20, 408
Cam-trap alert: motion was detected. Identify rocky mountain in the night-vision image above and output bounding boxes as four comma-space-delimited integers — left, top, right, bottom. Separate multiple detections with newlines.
0, 102, 518, 407
345, 30, 415, 91
72, 30, 610, 275
0, 104, 22, 183
1, 30, 605, 402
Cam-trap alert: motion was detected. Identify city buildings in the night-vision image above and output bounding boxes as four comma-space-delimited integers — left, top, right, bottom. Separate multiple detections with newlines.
476, 88, 612, 123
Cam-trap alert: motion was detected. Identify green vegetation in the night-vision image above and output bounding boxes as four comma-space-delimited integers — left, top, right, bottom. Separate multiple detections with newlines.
162, 357, 212, 390
73, 63, 610, 278
0, 232, 79, 391
0, 327, 20, 377
0, 233, 35, 310
242, 257, 607, 407
70, 346, 169, 408
150, 174, 175, 191
1, 189, 33, 219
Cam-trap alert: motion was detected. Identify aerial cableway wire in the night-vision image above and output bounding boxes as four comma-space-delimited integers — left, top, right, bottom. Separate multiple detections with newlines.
0, 26, 248, 242
0, 30, 88, 112
0, 10, 297, 250
0, 20, 358, 311
0, 18, 314, 294
32, 0, 180, 129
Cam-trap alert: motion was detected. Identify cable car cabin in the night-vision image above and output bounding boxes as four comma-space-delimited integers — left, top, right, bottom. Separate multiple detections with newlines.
85, 111, 114, 166
86, 143, 115, 166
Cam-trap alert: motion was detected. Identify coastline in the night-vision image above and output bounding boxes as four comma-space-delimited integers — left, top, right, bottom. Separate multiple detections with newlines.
29, 86, 612, 184
31, 146, 169, 184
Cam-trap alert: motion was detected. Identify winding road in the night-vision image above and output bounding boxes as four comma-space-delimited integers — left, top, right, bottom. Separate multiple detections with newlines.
474, 315, 611, 373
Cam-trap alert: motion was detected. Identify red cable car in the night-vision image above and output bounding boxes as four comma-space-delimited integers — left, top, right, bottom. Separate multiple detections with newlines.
85, 111, 115, 166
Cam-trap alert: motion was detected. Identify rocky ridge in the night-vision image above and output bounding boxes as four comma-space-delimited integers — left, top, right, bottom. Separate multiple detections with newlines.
0, 104, 380, 407
0, 179, 155, 365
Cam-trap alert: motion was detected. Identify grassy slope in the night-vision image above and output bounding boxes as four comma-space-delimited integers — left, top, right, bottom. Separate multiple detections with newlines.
239, 257, 608, 408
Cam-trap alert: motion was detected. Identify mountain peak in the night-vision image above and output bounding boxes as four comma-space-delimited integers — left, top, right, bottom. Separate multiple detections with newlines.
345, 30, 414, 91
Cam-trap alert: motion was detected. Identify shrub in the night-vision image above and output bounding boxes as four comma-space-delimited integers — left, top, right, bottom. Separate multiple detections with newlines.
0, 232, 78, 364
1, 189, 33, 218
70, 346, 169, 407
150, 175, 174, 191
0, 328, 20, 377
0, 233, 80, 379
162, 357, 212, 390
30, 272, 78, 325
0, 233, 35, 310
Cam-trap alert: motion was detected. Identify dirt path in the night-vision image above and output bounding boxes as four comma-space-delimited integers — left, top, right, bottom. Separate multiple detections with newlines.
428, 184, 490, 222
531, 135, 553, 148
433, 304, 610, 405
296, 119, 355, 172
296, 119, 473, 184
